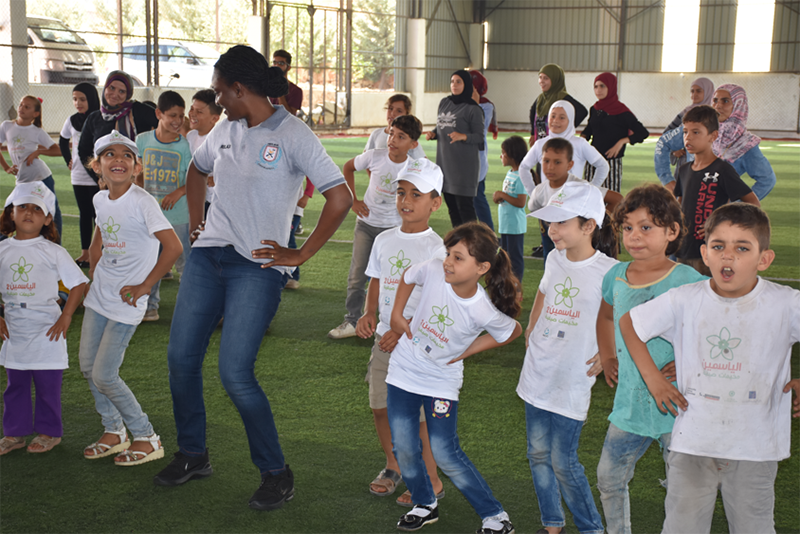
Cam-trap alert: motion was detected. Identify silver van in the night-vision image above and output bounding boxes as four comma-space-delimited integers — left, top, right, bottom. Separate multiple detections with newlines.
27, 16, 98, 84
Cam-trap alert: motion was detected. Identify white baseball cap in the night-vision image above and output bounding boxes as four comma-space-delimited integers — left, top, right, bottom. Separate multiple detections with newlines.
530, 181, 606, 228
393, 158, 443, 195
4, 181, 56, 216
94, 130, 139, 158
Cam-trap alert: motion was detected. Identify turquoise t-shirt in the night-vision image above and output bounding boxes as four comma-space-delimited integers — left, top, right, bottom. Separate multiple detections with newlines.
136, 130, 191, 226
602, 262, 707, 439
498, 169, 527, 235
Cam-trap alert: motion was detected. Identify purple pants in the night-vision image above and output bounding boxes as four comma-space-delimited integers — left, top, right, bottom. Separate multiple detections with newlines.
3, 369, 63, 437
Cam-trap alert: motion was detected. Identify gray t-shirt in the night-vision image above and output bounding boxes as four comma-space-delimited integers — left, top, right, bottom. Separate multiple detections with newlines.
192, 106, 345, 272
433, 98, 484, 197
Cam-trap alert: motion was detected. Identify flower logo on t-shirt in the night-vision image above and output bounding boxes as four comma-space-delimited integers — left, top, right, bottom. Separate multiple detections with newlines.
553, 276, 580, 308
388, 250, 411, 276
706, 327, 741, 360
379, 173, 393, 189
12, 136, 24, 147
429, 305, 454, 333
10, 256, 33, 282
101, 216, 121, 242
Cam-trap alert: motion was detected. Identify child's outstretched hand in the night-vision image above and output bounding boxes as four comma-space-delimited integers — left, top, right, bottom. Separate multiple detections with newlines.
356, 314, 376, 339
119, 284, 150, 307
5, 164, 18, 176
650, 380, 688, 416
378, 329, 402, 353
660, 361, 677, 382
0, 317, 8, 340
783, 379, 800, 418
47, 314, 73, 341
602, 356, 619, 387
586, 353, 603, 377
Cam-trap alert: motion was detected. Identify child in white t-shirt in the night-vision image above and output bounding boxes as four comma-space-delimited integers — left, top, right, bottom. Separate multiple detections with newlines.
364, 94, 426, 160
328, 115, 423, 340
386, 222, 522, 534
356, 159, 446, 505
519, 181, 618, 534
79, 131, 182, 466
186, 89, 222, 212
0, 183, 88, 455
622, 203, 800, 534
0, 96, 64, 239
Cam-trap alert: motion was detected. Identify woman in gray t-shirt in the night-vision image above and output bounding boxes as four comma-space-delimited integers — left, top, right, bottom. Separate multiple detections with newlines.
425, 70, 485, 227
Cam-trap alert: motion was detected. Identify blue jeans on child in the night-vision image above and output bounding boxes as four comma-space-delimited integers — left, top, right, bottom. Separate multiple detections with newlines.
387, 384, 505, 519
596, 422, 671, 534
79, 307, 154, 438
473, 179, 495, 231
525, 403, 604, 534
541, 226, 555, 267
148, 223, 191, 312
500, 233, 525, 281
166, 246, 288, 474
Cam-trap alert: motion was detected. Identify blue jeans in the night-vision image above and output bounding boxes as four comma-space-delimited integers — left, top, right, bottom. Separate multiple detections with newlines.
596, 422, 671, 534
541, 226, 555, 267
148, 223, 191, 311
387, 384, 505, 519
732, 145, 776, 201
288, 214, 301, 282
525, 403, 603, 534
500, 233, 525, 281
473, 179, 495, 231
167, 246, 287, 474
42, 175, 62, 243
79, 307, 154, 437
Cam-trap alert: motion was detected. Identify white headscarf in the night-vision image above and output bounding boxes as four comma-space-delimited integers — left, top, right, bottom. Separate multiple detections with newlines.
547, 100, 576, 140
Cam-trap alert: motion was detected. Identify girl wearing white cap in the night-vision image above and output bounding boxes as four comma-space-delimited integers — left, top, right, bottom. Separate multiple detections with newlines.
518, 181, 618, 534
0, 182, 88, 455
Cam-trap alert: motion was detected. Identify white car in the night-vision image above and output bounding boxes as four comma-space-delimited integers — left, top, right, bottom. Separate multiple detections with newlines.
120, 41, 220, 88
27, 16, 98, 85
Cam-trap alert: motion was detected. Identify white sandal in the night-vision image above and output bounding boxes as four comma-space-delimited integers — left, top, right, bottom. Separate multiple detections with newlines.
115, 433, 164, 466
84, 429, 130, 459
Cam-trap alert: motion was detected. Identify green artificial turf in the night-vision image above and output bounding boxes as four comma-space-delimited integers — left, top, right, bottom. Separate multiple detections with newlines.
0, 135, 798, 534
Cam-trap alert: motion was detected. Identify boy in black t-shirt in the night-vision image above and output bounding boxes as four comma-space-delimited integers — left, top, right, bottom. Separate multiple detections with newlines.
674, 106, 760, 276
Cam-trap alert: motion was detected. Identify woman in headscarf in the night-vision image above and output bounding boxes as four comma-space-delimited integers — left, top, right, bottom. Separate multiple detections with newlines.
77, 71, 158, 182
424, 70, 485, 227
528, 63, 587, 148
59, 83, 100, 266
663, 77, 714, 181
581, 72, 649, 192
469, 69, 496, 231
711, 84, 776, 200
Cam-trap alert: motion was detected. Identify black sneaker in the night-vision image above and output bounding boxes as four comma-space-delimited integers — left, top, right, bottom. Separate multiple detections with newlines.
531, 246, 544, 258
397, 505, 439, 531
153, 449, 213, 486
249, 465, 294, 511
477, 520, 515, 534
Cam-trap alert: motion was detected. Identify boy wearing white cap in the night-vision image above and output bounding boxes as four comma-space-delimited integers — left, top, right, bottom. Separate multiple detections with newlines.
355, 158, 447, 504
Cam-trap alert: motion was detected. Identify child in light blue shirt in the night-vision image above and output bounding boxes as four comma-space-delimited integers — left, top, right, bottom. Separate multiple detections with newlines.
492, 136, 528, 282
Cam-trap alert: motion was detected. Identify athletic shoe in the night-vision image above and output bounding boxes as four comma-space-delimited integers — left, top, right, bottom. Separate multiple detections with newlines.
531, 246, 544, 258
397, 504, 439, 531
249, 465, 294, 511
327, 321, 356, 339
294, 222, 303, 235
285, 279, 300, 290
142, 309, 159, 322
153, 450, 213, 486
478, 519, 515, 534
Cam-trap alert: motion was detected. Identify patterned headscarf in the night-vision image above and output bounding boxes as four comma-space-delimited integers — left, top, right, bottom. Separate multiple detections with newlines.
100, 71, 137, 139
592, 72, 631, 116
535, 63, 569, 118
712, 84, 760, 162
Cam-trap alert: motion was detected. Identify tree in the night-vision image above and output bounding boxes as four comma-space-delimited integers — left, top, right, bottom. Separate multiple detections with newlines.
352, 0, 395, 89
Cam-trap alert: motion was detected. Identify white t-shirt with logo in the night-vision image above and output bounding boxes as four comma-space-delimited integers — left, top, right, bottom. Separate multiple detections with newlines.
353, 149, 409, 229
517, 249, 618, 420
364, 128, 427, 161
60, 118, 96, 186
365, 227, 446, 336
630, 278, 800, 462
0, 237, 89, 369
186, 129, 214, 203
84, 185, 173, 325
0, 121, 55, 183
386, 259, 518, 401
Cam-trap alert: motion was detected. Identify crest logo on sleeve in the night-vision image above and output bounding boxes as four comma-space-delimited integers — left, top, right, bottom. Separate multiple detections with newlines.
431, 399, 452, 418
258, 143, 282, 169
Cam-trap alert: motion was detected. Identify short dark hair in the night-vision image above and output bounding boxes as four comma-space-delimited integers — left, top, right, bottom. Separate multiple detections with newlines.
157, 90, 185, 112
391, 114, 422, 142
192, 88, 222, 116
704, 203, 771, 252
500, 135, 528, 167
273, 49, 292, 65
542, 137, 573, 162
613, 183, 686, 256
683, 105, 719, 134
387, 94, 412, 113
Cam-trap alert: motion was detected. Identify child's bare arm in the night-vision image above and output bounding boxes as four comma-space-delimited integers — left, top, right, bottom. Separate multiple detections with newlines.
603, 190, 623, 215
356, 278, 380, 339
448, 322, 522, 364
87, 226, 103, 280
161, 185, 187, 210
597, 300, 618, 387
493, 190, 526, 208
0, 316, 8, 340
620, 311, 687, 415
186, 162, 208, 232
120, 228, 182, 306
390, 273, 415, 339
784, 379, 800, 418
343, 158, 369, 218
47, 282, 88, 341
524, 290, 546, 349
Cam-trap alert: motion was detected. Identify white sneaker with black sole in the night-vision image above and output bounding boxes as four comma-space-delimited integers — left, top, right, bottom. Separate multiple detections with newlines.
327, 321, 356, 339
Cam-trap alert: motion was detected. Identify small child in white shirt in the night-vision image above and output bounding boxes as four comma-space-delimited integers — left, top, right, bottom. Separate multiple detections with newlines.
621, 203, 800, 534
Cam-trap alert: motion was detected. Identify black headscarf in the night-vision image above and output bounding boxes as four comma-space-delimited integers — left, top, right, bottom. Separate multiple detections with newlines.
447, 70, 478, 106
70, 82, 100, 132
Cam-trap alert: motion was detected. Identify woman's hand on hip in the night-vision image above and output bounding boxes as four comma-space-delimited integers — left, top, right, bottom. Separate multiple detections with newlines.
253, 240, 305, 268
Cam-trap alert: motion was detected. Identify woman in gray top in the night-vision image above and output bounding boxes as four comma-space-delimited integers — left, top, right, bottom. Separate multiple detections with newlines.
425, 70, 485, 227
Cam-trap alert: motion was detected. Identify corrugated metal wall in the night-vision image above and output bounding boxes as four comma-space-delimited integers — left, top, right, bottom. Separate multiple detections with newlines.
696, 0, 736, 72
772, 1, 800, 72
